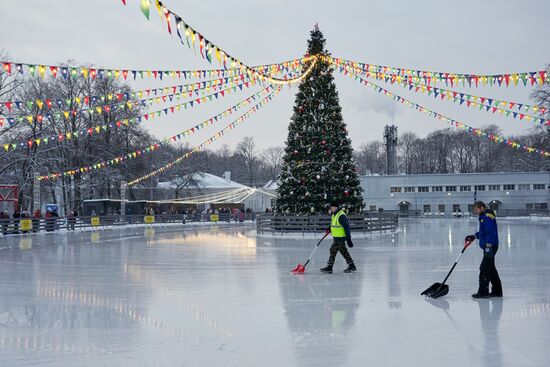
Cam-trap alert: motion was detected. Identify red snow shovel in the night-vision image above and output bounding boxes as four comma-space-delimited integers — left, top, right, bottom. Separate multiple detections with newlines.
421, 240, 473, 298
291, 232, 329, 274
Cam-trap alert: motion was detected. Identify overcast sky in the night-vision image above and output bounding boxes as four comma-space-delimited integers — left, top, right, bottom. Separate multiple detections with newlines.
2, 0, 549, 151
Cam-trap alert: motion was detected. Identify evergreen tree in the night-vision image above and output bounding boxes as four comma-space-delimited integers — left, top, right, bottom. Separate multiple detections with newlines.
276, 25, 363, 214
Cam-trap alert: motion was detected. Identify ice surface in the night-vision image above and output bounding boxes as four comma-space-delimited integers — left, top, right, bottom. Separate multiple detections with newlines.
0, 218, 549, 367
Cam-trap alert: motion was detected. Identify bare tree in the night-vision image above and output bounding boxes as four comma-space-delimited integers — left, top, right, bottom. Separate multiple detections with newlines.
355, 141, 386, 175
531, 65, 550, 136
398, 132, 418, 174
216, 144, 232, 173
260, 146, 284, 179
236, 136, 259, 186
162, 144, 206, 199
0, 60, 155, 212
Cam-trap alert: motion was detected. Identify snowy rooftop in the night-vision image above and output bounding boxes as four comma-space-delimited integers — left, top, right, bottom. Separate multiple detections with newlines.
0, 218, 549, 366
263, 179, 278, 190
157, 172, 244, 190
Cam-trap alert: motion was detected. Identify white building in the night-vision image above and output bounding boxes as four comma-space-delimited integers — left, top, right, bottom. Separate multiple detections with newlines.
361, 172, 550, 216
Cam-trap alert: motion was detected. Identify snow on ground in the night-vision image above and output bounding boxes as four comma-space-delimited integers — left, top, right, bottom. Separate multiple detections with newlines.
0, 218, 549, 367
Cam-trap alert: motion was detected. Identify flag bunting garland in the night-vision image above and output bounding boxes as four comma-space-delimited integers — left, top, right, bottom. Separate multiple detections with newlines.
121, 0, 318, 85
330, 57, 548, 87
39, 85, 282, 181
3, 73, 259, 139
126, 86, 282, 186
10, 77, 273, 152
1, 56, 313, 82
333, 61, 549, 126
336, 69, 550, 158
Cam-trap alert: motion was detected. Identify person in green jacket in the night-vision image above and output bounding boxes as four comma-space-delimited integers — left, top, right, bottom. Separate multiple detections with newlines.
320, 201, 356, 274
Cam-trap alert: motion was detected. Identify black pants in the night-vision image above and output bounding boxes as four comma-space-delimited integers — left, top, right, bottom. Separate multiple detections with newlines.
327, 238, 354, 266
478, 246, 503, 296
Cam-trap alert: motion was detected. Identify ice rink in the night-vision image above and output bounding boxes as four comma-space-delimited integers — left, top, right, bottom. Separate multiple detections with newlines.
1, 218, 549, 367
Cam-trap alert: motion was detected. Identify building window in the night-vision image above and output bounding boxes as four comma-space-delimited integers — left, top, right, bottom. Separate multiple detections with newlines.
438, 204, 445, 213
390, 187, 402, 193
423, 205, 431, 213
474, 185, 486, 191
533, 184, 546, 190
460, 185, 471, 192
453, 204, 461, 213
418, 186, 429, 192
467, 204, 474, 213
527, 203, 547, 210
488, 185, 500, 191
404, 186, 415, 193
432, 186, 443, 192
503, 184, 515, 190
446, 186, 457, 192
369, 205, 376, 211
518, 184, 530, 190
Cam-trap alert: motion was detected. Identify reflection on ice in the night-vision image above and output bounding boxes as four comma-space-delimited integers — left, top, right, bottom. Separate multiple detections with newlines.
123, 264, 236, 338
19, 237, 32, 250
145, 227, 256, 257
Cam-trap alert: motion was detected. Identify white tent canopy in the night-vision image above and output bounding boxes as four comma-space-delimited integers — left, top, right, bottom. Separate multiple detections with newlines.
157, 172, 244, 190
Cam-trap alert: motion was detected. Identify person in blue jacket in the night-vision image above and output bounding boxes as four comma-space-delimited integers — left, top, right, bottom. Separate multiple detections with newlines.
465, 201, 503, 298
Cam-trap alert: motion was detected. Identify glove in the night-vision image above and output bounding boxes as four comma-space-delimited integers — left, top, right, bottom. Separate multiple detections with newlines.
465, 235, 476, 243
347, 239, 354, 248
325, 228, 331, 236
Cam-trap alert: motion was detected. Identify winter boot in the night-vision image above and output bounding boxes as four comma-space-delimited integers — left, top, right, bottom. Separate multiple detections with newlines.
489, 292, 503, 298
320, 265, 333, 274
343, 263, 357, 273
471, 293, 489, 299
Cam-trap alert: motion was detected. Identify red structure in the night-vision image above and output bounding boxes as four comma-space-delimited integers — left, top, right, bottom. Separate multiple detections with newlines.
0, 185, 19, 214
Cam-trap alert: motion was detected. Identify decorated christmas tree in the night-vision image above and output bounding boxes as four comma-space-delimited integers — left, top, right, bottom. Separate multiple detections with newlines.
276, 25, 364, 214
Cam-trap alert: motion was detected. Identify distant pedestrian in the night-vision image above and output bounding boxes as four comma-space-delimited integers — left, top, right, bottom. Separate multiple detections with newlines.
45, 210, 55, 231
238, 208, 245, 222
12, 209, 21, 234
67, 210, 77, 231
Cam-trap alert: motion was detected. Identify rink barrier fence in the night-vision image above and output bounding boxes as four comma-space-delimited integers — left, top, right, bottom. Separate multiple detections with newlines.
0, 212, 254, 235
256, 213, 399, 235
